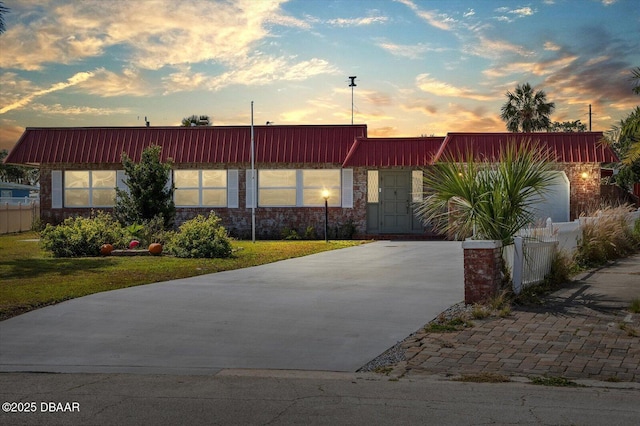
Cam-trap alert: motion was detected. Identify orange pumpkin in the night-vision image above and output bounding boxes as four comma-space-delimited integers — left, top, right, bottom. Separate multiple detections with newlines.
148, 243, 163, 255
100, 243, 114, 256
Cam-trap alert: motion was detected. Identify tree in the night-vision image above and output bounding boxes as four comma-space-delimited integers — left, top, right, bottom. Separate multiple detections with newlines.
500, 83, 555, 132
181, 115, 211, 126
631, 66, 640, 95
114, 145, 175, 228
550, 120, 586, 132
0, 1, 9, 35
605, 67, 640, 190
0, 149, 39, 185
414, 140, 556, 245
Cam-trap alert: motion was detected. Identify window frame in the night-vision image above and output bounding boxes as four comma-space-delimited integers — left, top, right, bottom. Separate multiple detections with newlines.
64, 170, 116, 208
257, 169, 343, 207
173, 169, 228, 207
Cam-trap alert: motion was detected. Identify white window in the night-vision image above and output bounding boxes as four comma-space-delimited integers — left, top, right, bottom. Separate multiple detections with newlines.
302, 170, 341, 207
257, 169, 350, 207
174, 170, 227, 207
258, 170, 297, 206
64, 170, 116, 207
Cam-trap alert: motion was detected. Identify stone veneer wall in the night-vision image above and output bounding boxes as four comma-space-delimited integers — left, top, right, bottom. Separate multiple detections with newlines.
37, 162, 604, 236
38, 164, 369, 239
559, 163, 601, 220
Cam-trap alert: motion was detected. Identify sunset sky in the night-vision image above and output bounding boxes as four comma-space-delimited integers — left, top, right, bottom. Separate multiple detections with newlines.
1, 0, 639, 151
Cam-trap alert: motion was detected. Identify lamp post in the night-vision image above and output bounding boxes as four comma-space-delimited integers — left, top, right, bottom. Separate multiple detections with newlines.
322, 189, 330, 242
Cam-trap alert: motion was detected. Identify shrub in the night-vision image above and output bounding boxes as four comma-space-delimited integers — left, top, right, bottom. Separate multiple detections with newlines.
167, 212, 232, 258
125, 217, 172, 247
574, 205, 638, 267
40, 211, 126, 257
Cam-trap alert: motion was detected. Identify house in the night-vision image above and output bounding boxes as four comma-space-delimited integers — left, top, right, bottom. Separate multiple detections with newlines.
0, 181, 38, 200
3, 125, 618, 238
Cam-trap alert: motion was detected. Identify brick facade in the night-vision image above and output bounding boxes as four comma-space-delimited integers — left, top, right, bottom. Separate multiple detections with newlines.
461, 240, 503, 304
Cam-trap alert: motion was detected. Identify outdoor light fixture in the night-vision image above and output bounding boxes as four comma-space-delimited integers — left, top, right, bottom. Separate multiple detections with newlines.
322, 189, 330, 242
581, 172, 588, 180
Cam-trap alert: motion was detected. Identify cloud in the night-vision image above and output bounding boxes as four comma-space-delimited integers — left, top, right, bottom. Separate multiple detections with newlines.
463, 9, 475, 18
483, 54, 579, 78
510, 7, 535, 17
465, 35, 532, 59
327, 16, 388, 27
29, 103, 132, 116
395, 0, 454, 31
0, 0, 294, 71
402, 99, 438, 115
415, 74, 493, 101
0, 123, 25, 151
377, 41, 445, 59
369, 126, 397, 137
162, 56, 338, 94
78, 68, 153, 97
422, 103, 504, 134
0, 71, 95, 114
544, 41, 562, 51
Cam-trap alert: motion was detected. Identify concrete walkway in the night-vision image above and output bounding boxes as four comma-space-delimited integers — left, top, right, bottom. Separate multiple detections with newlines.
0, 241, 463, 374
396, 253, 640, 382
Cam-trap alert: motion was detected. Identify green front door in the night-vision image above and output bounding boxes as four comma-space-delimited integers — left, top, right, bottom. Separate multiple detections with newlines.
380, 171, 412, 233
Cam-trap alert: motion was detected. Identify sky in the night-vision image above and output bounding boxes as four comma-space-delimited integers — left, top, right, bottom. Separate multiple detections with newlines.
1, 0, 639, 152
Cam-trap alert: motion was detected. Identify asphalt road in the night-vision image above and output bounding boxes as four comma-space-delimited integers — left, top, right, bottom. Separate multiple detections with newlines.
1, 371, 638, 425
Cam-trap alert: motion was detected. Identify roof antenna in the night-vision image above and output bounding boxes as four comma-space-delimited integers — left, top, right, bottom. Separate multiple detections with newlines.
144, 116, 150, 127
348, 76, 357, 125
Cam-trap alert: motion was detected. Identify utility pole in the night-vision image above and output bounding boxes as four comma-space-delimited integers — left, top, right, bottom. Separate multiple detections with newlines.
348, 76, 357, 125
588, 104, 592, 131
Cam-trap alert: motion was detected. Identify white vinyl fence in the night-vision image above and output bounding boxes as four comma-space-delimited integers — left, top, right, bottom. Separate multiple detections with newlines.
0, 201, 40, 234
504, 209, 640, 294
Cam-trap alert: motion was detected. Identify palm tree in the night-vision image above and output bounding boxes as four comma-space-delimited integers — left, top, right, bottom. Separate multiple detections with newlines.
605, 68, 640, 190
0, 1, 9, 35
414, 140, 556, 245
181, 115, 211, 126
500, 83, 555, 133
631, 66, 640, 95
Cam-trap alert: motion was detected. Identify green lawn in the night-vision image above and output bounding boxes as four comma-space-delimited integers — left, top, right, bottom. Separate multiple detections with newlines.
0, 232, 364, 320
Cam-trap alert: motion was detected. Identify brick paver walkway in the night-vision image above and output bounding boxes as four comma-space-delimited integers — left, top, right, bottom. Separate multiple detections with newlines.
400, 305, 639, 382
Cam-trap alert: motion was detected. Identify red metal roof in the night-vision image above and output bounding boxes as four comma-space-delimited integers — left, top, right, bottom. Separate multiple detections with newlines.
5, 127, 619, 167
5, 125, 368, 166
433, 132, 619, 163
342, 137, 445, 167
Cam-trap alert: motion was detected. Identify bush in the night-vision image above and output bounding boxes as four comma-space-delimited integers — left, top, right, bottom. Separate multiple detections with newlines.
40, 211, 126, 257
167, 212, 232, 258
574, 205, 638, 267
125, 216, 172, 247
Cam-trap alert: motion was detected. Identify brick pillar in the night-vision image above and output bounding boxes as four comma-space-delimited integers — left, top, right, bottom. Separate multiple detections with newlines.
461, 240, 503, 304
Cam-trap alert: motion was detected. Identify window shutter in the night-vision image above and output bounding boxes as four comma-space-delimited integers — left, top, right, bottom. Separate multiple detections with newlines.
295, 170, 303, 207
116, 170, 128, 193
165, 171, 173, 192
227, 170, 239, 208
52, 170, 63, 209
341, 169, 353, 208
245, 169, 256, 208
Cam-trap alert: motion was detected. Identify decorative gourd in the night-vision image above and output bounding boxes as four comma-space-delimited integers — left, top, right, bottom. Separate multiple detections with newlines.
148, 243, 163, 255
100, 243, 114, 256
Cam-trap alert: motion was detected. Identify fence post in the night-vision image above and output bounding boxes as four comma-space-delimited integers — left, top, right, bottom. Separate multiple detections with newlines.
513, 236, 524, 295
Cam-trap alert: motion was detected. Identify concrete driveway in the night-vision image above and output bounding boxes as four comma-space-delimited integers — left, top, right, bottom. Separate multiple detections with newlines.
0, 241, 463, 374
